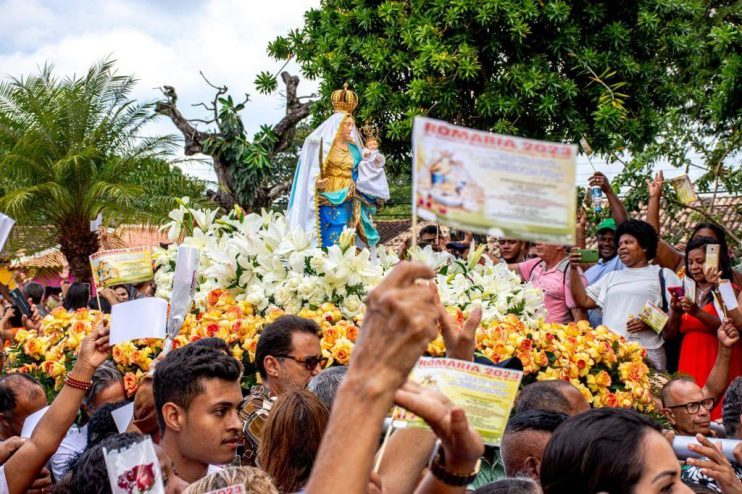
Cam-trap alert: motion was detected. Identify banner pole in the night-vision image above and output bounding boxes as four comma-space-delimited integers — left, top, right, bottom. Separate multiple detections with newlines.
90, 257, 103, 312
411, 214, 418, 250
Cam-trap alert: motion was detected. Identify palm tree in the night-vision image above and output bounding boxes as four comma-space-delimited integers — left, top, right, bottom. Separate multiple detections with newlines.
0, 60, 177, 280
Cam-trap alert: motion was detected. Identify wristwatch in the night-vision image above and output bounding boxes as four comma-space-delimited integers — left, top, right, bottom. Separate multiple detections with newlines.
429, 448, 481, 487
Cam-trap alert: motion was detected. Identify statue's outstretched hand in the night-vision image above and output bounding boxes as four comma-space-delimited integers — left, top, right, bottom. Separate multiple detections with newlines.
316, 178, 329, 191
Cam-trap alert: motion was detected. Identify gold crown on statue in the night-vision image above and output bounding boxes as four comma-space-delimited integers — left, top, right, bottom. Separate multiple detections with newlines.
361, 122, 381, 143
331, 83, 358, 113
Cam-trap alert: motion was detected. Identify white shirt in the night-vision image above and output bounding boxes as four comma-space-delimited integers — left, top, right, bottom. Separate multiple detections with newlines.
50, 424, 88, 480
586, 264, 680, 350
0, 465, 8, 494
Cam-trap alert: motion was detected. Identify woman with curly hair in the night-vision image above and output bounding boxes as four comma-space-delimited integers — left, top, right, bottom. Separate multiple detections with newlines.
570, 219, 682, 370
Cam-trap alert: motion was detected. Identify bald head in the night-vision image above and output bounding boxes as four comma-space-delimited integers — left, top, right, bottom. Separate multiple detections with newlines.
0, 374, 47, 439
662, 377, 711, 436
515, 380, 589, 416
500, 409, 568, 480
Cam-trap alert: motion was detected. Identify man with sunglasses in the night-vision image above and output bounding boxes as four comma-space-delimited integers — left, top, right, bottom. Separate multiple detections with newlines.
661, 319, 740, 436
240, 315, 324, 465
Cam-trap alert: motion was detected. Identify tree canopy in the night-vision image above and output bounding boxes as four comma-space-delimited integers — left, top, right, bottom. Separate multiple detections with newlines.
268, 0, 740, 212
0, 60, 203, 279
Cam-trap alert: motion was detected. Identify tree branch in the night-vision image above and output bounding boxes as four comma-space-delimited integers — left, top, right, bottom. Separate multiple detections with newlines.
155, 86, 211, 156
273, 71, 315, 154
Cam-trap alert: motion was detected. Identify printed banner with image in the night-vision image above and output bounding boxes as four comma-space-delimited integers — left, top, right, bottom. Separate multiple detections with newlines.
412, 117, 577, 244
392, 357, 522, 446
90, 247, 154, 288
669, 175, 698, 205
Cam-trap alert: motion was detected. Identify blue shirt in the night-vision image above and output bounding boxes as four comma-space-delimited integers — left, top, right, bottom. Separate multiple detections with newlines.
585, 255, 624, 285
584, 256, 624, 327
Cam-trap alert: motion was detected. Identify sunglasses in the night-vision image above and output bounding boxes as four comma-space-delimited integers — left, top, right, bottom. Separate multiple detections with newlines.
276, 354, 328, 371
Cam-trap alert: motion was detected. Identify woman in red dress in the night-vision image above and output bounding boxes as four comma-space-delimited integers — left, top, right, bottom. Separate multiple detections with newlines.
677, 236, 742, 419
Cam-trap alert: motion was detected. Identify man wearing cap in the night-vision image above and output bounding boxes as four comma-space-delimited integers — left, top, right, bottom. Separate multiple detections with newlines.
583, 218, 624, 327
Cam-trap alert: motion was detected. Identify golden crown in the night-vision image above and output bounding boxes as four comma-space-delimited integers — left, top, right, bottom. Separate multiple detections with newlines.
331, 83, 358, 113
361, 122, 381, 143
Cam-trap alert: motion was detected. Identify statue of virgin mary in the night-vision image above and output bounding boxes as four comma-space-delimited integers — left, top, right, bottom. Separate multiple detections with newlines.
287, 85, 382, 249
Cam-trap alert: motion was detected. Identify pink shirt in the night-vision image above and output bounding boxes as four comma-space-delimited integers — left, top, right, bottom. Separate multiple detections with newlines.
519, 257, 586, 324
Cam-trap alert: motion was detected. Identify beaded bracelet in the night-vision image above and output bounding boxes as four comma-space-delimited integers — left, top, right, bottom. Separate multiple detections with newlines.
64, 374, 93, 391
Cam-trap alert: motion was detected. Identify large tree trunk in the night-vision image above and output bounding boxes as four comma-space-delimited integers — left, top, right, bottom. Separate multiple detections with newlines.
58, 219, 100, 281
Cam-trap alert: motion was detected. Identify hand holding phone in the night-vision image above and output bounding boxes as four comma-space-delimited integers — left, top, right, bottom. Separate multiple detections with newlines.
667, 286, 685, 299
706, 244, 720, 270
9, 288, 32, 318
576, 249, 599, 264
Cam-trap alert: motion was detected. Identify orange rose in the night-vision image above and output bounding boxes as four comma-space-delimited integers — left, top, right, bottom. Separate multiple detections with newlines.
123, 372, 139, 398
207, 289, 226, 307
345, 325, 359, 342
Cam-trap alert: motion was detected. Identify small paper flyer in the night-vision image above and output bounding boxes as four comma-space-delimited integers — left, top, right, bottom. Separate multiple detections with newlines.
103, 437, 165, 494
90, 247, 154, 288
718, 280, 739, 311
638, 301, 670, 334
392, 357, 523, 446
669, 175, 698, 205
684, 277, 697, 304
412, 117, 577, 244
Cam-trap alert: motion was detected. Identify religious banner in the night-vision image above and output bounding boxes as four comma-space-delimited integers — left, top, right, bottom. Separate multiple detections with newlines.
90, 247, 153, 288
392, 357, 522, 446
412, 117, 577, 244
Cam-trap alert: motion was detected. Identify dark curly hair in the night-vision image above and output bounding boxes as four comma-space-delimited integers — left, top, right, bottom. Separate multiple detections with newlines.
723, 377, 742, 438
153, 344, 242, 432
86, 400, 132, 447
541, 408, 662, 493
615, 219, 659, 261
66, 432, 145, 494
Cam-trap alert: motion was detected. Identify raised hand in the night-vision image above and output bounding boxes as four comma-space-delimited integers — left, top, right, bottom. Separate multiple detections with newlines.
432, 285, 481, 362
394, 381, 484, 472
687, 434, 742, 494
718, 319, 740, 349
704, 265, 722, 285
352, 262, 440, 394
75, 321, 112, 373
588, 172, 614, 195
577, 207, 587, 232
647, 170, 664, 199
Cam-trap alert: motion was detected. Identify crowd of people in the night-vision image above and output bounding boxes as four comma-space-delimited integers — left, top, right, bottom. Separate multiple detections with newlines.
0, 171, 740, 493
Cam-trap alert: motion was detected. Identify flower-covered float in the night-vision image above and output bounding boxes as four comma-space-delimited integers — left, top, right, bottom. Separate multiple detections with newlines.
5, 200, 654, 411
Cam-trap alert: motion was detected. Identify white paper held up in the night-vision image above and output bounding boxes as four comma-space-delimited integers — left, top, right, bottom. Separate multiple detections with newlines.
719, 280, 739, 311
0, 212, 15, 254
112, 402, 135, 433
21, 406, 50, 438
110, 298, 168, 345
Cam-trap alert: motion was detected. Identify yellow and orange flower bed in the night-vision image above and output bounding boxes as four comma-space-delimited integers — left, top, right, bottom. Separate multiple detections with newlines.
7, 291, 653, 411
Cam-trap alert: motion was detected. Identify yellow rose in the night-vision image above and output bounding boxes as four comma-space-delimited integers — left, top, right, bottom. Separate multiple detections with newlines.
331, 337, 353, 365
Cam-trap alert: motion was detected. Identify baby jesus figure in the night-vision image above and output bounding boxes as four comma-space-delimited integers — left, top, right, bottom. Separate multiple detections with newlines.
356, 134, 390, 201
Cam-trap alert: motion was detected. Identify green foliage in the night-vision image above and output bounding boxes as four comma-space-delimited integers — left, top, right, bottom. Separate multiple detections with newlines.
0, 59, 184, 278
201, 94, 281, 209
610, 2, 742, 217
272, 0, 741, 223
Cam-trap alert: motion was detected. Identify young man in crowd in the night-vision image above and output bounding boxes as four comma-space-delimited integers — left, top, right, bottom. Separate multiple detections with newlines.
154, 344, 243, 483
500, 410, 568, 481
241, 314, 324, 465
497, 239, 528, 264
661, 319, 739, 436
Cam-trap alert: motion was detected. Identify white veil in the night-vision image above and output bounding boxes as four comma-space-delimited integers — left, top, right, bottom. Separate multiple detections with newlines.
286, 111, 364, 245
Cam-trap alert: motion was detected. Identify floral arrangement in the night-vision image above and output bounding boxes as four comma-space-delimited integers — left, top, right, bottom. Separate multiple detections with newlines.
5, 200, 654, 411
155, 199, 546, 325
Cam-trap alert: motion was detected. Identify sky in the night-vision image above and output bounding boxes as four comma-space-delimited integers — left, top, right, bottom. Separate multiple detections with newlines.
0, 0, 321, 182
1, 0, 704, 188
